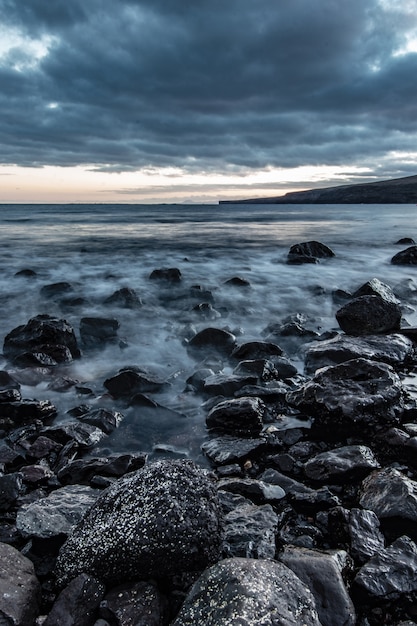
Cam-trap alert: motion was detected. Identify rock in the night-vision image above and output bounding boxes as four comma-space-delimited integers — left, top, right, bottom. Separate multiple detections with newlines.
0, 543, 41, 625
15, 268, 37, 277
187, 328, 236, 358
304, 445, 380, 483
348, 508, 385, 564
172, 557, 321, 626
231, 340, 284, 361
44, 573, 105, 626
396, 237, 416, 245
192, 302, 221, 320
201, 435, 266, 465
206, 397, 266, 436
336, 295, 402, 335
20, 464, 54, 485
280, 545, 356, 626
224, 276, 251, 287
99, 581, 168, 626
55, 460, 222, 586
287, 240, 335, 264
0, 472, 24, 511
79, 317, 119, 348
222, 500, 278, 559
104, 286, 142, 308
354, 535, 417, 601
233, 359, 281, 381
40, 281, 74, 298
391, 245, 417, 265
0, 398, 57, 431
41, 422, 107, 448
218, 477, 285, 503
359, 467, 417, 521
149, 267, 181, 282
304, 333, 415, 374
259, 468, 340, 511
16, 484, 100, 539
3, 314, 80, 363
103, 367, 167, 398
203, 373, 258, 397
57, 453, 147, 485
353, 277, 400, 304
75, 407, 124, 435
26, 436, 63, 461
287, 358, 404, 433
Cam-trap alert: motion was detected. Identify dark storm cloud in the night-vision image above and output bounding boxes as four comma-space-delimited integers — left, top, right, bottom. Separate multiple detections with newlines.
1, 0, 416, 177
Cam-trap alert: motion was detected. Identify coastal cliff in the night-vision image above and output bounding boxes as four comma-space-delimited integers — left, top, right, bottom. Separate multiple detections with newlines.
219, 174, 417, 204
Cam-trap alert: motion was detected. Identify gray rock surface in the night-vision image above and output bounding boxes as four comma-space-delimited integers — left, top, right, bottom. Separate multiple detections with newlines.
304, 445, 380, 483
201, 435, 266, 465
359, 467, 417, 521
172, 557, 321, 626
43, 573, 105, 626
55, 460, 222, 586
353, 277, 400, 304
222, 499, 278, 558
99, 581, 167, 626
206, 396, 266, 436
0, 542, 41, 625
348, 508, 385, 564
336, 295, 402, 335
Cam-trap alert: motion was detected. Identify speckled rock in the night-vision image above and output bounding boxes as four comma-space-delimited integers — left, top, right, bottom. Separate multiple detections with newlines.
43, 573, 105, 626
99, 581, 168, 626
172, 557, 321, 626
55, 460, 222, 587
0, 542, 41, 625
222, 500, 279, 559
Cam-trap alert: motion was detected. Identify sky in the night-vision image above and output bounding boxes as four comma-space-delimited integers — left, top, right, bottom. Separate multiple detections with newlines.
1, 0, 417, 204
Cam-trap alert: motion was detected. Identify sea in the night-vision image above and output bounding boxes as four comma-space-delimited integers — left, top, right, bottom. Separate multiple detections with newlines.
1, 202, 416, 465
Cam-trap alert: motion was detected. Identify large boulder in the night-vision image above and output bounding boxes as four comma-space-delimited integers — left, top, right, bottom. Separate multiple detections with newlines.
335, 295, 402, 335
206, 397, 266, 436
0, 542, 41, 625
352, 277, 400, 304
287, 240, 335, 264
391, 245, 417, 265
359, 467, 417, 522
43, 574, 105, 626
303, 445, 380, 483
55, 460, 222, 586
172, 557, 321, 626
187, 327, 236, 358
287, 358, 404, 433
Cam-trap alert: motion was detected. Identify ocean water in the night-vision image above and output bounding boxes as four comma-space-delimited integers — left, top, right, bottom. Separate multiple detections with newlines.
0, 202, 416, 464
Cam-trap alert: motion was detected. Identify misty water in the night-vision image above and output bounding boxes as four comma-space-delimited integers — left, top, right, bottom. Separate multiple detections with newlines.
1, 202, 417, 465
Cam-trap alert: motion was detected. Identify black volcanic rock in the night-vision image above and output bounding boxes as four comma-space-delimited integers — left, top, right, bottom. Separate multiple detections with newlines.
336, 295, 402, 335
287, 240, 335, 264
391, 245, 417, 265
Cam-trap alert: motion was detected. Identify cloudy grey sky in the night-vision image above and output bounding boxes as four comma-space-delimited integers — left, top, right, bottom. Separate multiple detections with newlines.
1, 0, 417, 202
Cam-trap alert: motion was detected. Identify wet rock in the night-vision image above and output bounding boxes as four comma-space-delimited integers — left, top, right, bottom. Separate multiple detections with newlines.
259, 468, 340, 511
191, 302, 221, 320
396, 237, 416, 245
185, 367, 215, 392
359, 467, 417, 521
40, 281, 74, 299
104, 286, 142, 308
55, 460, 222, 586
3, 314, 81, 363
231, 340, 284, 361
0, 472, 24, 511
391, 245, 417, 265
222, 500, 278, 558
75, 407, 124, 435
57, 453, 147, 485
44, 573, 105, 626
336, 295, 402, 335
233, 359, 281, 381
79, 317, 119, 348
187, 327, 236, 358
0, 398, 57, 431
353, 277, 400, 304
149, 267, 182, 282
0, 372, 20, 391
287, 358, 404, 433
305, 332, 415, 374
304, 445, 380, 483
104, 367, 168, 397
25, 436, 63, 461
217, 477, 285, 503
172, 557, 321, 626
206, 397, 266, 436
203, 373, 258, 397
201, 435, 266, 465
15, 268, 37, 277
280, 545, 355, 626
354, 535, 417, 601
287, 240, 335, 264
224, 276, 251, 287
16, 484, 100, 539
20, 464, 54, 485
99, 581, 168, 626
348, 508, 385, 564
0, 542, 41, 626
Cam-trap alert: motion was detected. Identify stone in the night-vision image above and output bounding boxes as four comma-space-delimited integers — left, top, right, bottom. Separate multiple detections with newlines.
201, 435, 266, 465
16, 484, 100, 539
149, 267, 181, 282
280, 545, 356, 626
233, 359, 281, 382
336, 295, 402, 335
79, 317, 119, 348
44, 573, 105, 626
287, 358, 404, 433
359, 467, 417, 521
391, 245, 417, 265
3, 314, 80, 363
57, 453, 147, 485
304, 445, 380, 483
206, 397, 266, 436
348, 508, 385, 564
55, 460, 222, 586
396, 237, 416, 245
222, 500, 278, 559
104, 367, 167, 398
259, 468, 340, 511
224, 276, 251, 287
0, 472, 24, 511
287, 240, 335, 264
172, 557, 321, 626
75, 407, 124, 435
104, 286, 142, 308
99, 581, 168, 626
0, 398, 57, 431
203, 373, 258, 397
232, 340, 284, 361
0, 542, 41, 625
354, 535, 417, 600
41, 422, 107, 448
353, 277, 400, 304
187, 327, 236, 358
217, 477, 285, 503
304, 332, 415, 374
40, 282, 73, 298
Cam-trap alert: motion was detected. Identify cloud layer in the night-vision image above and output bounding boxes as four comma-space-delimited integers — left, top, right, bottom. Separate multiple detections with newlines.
1, 0, 417, 182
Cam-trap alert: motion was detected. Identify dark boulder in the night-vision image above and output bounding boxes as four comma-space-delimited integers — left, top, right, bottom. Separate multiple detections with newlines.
0, 398, 57, 431
149, 267, 181, 282
206, 397, 266, 436
0, 542, 41, 625
336, 295, 402, 335
224, 276, 251, 287
15, 268, 37, 277
3, 315, 80, 363
396, 237, 416, 245
79, 317, 119, 349
187, 328, 236, 358
55, 460, 223, 586
44, 573, 105, 626
233, 359, 281, 382
218, 477, 285, 503
203, 373, 258, 397
259, 468, 340, 511
359, 467, 417, 522
57, 453, 147, 485
172, 557, 321, 626
0, 473, 24, 511
75, 407, 124, 435
287, 240, 335, 264
99, 581, 168, 626
104, 286, 142, 308
353, 277, 400, 304
303, 445, 380, 483
201, 435, 266, 465
231, 340, 284, 361
222, 499, 278, 559
391, 245, 417, 265
40, 281, 73, 299
104, 367, 167, 398
287, 358, 404, 433
348, 508, 385, 564
41, 421, 107, 448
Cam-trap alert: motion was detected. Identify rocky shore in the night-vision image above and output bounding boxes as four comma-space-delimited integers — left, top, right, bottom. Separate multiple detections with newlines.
2, 241, 417, 624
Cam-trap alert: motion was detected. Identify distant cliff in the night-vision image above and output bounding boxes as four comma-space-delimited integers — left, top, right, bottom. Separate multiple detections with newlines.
219, 174, 417, 204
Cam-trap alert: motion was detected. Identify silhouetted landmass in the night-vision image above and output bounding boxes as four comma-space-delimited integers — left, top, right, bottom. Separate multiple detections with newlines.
219, 174, 417, 204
